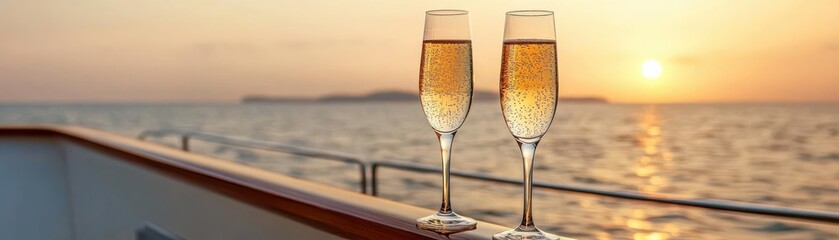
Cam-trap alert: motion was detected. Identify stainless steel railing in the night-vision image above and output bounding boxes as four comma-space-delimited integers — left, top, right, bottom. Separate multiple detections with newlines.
138, 129, 368, 193
138, 129, 839, 224
369, 161, 839, 224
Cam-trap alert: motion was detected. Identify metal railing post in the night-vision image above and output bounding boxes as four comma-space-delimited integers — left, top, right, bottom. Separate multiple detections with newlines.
358, 163, 368, 194
370, 163, 379, 196
180, 134, 190, 151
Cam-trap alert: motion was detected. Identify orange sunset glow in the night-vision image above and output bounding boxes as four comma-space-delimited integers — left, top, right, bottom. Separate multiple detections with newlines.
1, 1, 837, 103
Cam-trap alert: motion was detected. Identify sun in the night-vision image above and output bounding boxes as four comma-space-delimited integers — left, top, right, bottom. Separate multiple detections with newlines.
642, 60, 663, 79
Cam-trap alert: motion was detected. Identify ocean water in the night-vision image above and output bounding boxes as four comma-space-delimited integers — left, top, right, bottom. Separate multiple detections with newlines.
1, 102, 837, 239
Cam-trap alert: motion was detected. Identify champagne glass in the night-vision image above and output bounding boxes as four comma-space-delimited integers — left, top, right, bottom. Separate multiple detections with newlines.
495, 10, 560, 240
416, 9, 477, 234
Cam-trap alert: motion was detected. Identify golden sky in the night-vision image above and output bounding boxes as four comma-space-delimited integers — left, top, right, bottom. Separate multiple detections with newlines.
1, 1, 837, 103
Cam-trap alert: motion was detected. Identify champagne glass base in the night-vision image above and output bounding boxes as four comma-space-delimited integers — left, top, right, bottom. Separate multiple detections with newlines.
416, 212, 477, 234
493, 227, 561, 240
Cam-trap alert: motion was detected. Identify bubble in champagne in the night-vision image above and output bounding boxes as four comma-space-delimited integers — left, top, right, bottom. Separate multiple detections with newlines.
419, 40, 473, 133
500, 39, 558, 139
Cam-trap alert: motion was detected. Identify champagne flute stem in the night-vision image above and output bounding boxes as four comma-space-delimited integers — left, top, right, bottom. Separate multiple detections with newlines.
518, 141, 538, 230
437, 131, 456, 214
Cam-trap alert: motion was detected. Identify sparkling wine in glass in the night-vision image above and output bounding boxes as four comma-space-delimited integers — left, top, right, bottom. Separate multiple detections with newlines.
495, 10, 561, 240
416, 9, 477, 234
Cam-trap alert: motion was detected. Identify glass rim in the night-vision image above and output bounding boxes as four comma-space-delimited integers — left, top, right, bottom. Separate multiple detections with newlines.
426, 9, 469, 16
506, 10, 553, 17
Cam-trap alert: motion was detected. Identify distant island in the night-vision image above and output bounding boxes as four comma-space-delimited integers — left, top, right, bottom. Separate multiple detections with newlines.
242, 90, 607, 103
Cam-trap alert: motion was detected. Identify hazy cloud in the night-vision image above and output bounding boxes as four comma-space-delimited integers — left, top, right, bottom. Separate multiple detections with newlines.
274, 37, 390, 50
184, 42, 258, 58
824, 42, 838, 51
669, 55, 700, 65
